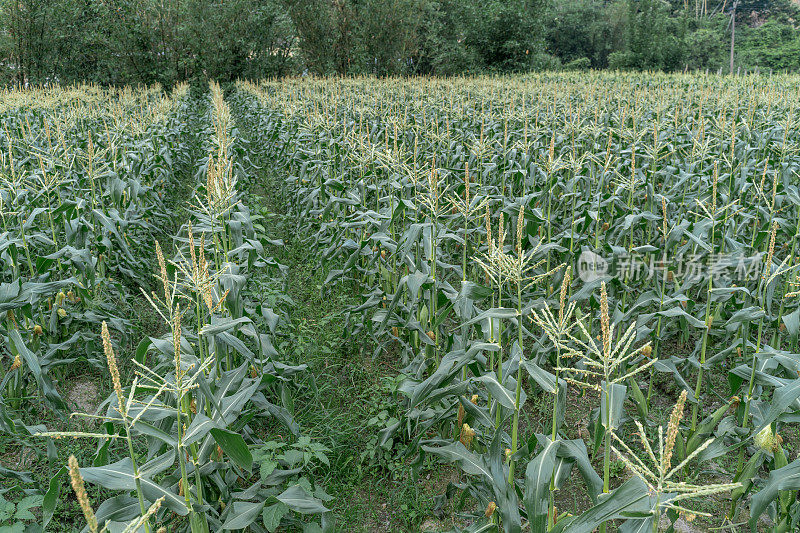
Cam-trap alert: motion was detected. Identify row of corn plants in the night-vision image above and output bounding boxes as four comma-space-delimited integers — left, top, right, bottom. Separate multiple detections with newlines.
238, 72, 800, 531
0, 82, 196, 529
1, 83, 332, 532
0, 83, 192, 415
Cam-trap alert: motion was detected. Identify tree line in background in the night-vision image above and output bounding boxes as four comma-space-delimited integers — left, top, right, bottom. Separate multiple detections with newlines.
1, 0, 799, 85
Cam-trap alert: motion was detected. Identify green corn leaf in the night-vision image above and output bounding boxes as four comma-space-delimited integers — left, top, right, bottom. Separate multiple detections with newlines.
210, 428, 253, 472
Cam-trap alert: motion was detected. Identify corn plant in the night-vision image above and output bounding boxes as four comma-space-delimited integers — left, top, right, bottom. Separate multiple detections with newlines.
8, 71, 800, 531
1, 82, 332, 532
237, 72, 800, 531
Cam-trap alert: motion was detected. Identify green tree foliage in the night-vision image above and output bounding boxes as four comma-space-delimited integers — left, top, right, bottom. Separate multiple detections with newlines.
0, 0, 296, 85
738, 18, 800, 71
685, 27, 725, 70
545, 0, 800, 72
464, 0, 549, 72
358, 0, 424, 75
546, 0, 625, 68
625, 0, 688, 70
284, 0, 342, 74
414, 0, 478, 74
3, 0, 800, 84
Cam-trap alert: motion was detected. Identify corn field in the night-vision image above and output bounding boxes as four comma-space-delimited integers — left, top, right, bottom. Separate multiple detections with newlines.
3, 72, 800, 532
